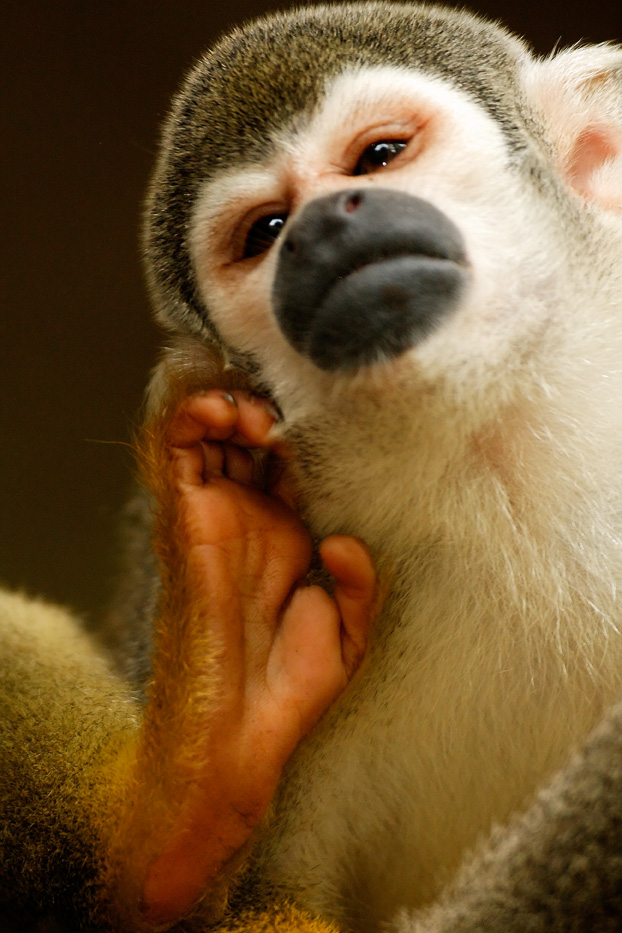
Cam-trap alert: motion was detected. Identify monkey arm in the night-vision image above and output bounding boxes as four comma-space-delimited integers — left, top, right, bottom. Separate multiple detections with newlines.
0, 390, 376, 932
107, 390, 376, 929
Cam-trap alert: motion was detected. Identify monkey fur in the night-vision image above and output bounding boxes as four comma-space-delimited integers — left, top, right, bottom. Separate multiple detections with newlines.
3, 2, 622, 930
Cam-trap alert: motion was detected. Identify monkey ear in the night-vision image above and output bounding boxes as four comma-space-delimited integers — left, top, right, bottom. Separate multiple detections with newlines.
523, 45, 622, 209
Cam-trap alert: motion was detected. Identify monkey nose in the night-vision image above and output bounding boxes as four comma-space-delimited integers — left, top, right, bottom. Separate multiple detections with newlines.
273, 188, 469, 371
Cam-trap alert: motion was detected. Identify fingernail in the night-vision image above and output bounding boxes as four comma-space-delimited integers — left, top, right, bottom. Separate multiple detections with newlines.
219, 391, 237, 407
248, 395, 280, 420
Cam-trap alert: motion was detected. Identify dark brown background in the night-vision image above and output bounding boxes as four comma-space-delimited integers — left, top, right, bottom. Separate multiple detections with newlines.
3, 1, 621, 617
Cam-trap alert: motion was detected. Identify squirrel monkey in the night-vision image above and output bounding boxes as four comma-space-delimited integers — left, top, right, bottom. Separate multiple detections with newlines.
3, 2, 622, 931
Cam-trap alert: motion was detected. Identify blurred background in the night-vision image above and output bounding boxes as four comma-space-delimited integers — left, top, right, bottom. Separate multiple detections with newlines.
3, 0, 621, 617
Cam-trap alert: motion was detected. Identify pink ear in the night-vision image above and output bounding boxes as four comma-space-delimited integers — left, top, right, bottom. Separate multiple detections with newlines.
522, 45, 622, 210
565, 124, 622, 208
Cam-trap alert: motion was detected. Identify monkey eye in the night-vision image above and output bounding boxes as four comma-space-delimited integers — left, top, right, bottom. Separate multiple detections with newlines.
243, 213, 288, 259
353, 139, 408, 176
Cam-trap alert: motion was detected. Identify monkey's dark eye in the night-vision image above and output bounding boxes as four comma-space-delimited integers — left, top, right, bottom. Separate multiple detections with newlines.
243, 214, 288, 259
353, 140, 408, 176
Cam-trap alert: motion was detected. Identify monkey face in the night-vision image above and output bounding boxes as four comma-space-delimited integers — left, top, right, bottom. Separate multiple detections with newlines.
185, 65, 554, 416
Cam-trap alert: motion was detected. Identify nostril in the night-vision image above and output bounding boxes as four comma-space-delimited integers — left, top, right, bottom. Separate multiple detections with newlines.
343, 192, 363, 213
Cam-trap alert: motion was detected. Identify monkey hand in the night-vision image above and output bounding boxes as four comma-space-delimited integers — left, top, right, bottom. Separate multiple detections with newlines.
106, 390, 377, 930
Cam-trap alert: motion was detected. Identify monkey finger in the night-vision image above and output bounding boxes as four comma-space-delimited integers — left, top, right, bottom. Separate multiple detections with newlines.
196, 440, 256, 485
175, 438, 248, 487
221, 443, 256, 485
167, 391, 241, 448
199, 440, 226, 479
270, 584, 350, 723
225, 391, 280, 448
170, 442, 215, 487
320, 536, 378, 678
